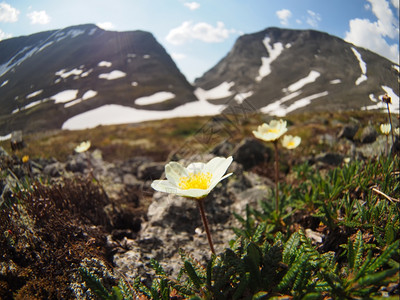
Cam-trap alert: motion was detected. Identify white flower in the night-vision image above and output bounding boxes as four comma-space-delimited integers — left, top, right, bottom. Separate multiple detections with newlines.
151, 156, 233, 199
380, 124, 391, 135
282, 135, 301, 149
394, 127, 399, 136
253, 119, 288, 142
75, 140, 91, 153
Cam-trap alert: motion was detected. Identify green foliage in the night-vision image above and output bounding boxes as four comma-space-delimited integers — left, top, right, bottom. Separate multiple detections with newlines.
80, 155, 399, 299
79, 268, 132, 300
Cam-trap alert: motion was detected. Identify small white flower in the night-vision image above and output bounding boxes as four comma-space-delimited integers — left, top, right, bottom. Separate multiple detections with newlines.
253, 120, 288, 142
394, 127, 399, 136
151, 156, 233, 199
75, 140, 91, 153
281, 135, 301, 149
380, 124, 391, 135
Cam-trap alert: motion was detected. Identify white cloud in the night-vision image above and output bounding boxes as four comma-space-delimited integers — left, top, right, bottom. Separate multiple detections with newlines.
391, 0, 399, 10
96, 22, 115, 30
27, 10, 50, 25
345, 0, 399, 64
306, 10, 321, 28
166, 21, 236, 45
171, 52, 186, 60
0, 28, 12, 40
0, 2, 19, 22
184, 2, 200, 10
276, 9, 292, 26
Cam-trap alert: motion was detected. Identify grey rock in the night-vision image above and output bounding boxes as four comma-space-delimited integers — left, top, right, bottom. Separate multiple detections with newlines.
212, 140, 235, 157
137, 162, 165, 181
232, 138, 269, 170
338, 124, 359, 140
315, 152, 344, 166
43, 162, 65, 177
66, 154, 89, 173
360, 125, 378, 143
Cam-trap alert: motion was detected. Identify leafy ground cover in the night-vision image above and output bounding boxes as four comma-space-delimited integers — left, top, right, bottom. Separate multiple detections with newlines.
0, 110, 399, 299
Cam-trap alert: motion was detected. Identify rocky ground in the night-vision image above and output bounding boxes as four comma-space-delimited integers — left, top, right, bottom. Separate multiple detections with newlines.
0, 112, 398, 298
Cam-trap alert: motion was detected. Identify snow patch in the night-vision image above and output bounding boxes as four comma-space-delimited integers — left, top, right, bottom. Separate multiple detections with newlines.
284, 70, 320, 93
51, 90, 79, 103
256, 36, 284, 81
55, 29, 85, 42
26, 90, 43, 99
392, 65, 399, 73
330, 79, 341, 84
12, 99, 49, 113
62, 90, 226, 130
98, 70, 126, 80
234, 91, 254, 104
351, 47, 367, 85
131, 82, 138, 87
1, 80, 9, 87
197, 82, 235, 100
0, 133, 12, 141
135, 92, 176, 105
261, 91, 328, 116
81, 69, 93, 77
82, 90, 98, 100
38, 41, 54, 52
64, 90, 98, 108
363, 86, 399, 114
56, 68, 84, 79
143, 55, 151, 59
369, 94, 378, 102
88, 28, 97, 35
0, 46, 39, 77
98, 61, 112, 67
355, 75, 367, 86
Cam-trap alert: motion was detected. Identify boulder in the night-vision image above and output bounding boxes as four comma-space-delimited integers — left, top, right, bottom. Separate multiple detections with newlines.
232, 138, 270, 170
338, 124, 359, 140
360, 125, 378, 143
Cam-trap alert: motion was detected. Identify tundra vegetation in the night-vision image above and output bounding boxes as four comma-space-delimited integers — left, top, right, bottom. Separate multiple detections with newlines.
0, 110, 399, 299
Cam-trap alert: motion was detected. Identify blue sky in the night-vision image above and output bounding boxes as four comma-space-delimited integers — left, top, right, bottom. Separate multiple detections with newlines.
0, 0, 399, 82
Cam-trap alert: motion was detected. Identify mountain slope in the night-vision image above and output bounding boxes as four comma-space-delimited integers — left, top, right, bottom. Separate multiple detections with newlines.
0, 24, 196, 135
194, 27, 399, 115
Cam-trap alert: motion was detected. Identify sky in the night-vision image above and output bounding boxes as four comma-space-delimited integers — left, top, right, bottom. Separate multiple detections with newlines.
0, 0, 399, 83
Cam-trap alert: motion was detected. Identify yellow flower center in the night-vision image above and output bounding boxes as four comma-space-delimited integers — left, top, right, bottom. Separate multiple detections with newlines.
287, 141, 295, 147
268, 128, 280, 134
178, 172, 212, 190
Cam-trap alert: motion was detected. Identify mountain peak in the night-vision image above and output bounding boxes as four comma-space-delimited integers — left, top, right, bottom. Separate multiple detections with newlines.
194, 27, 399, 116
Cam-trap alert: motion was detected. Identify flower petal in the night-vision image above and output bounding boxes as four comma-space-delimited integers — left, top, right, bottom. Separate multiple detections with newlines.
187, 162, 206, 174
205, 156, 233, 185
177, 188, 210, 199
165, 162, 188, 185
208, 172, 233, 191
151, 180, 179, 194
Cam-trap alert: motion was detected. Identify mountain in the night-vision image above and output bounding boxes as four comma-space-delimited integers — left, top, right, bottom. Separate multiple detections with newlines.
0, 26, 399, 136
194, 27, 399, 116
0, 24, 196, 135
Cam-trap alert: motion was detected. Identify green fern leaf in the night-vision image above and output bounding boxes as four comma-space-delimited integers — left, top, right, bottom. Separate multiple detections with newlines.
357, 267, 399, 287
252, 221, 266, 243
184, 260, 202, 290
282, 232, 300, 265
353, 230, 364, 270
150, 258, 166, 276
365, 240, 399, 273
277, 253, 310, 291
79, 267, 111, 299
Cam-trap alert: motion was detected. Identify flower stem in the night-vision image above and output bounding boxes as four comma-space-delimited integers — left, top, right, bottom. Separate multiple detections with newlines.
274, 141, 280, 214
386, 103, 395, 147
197, 198, 215, 255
